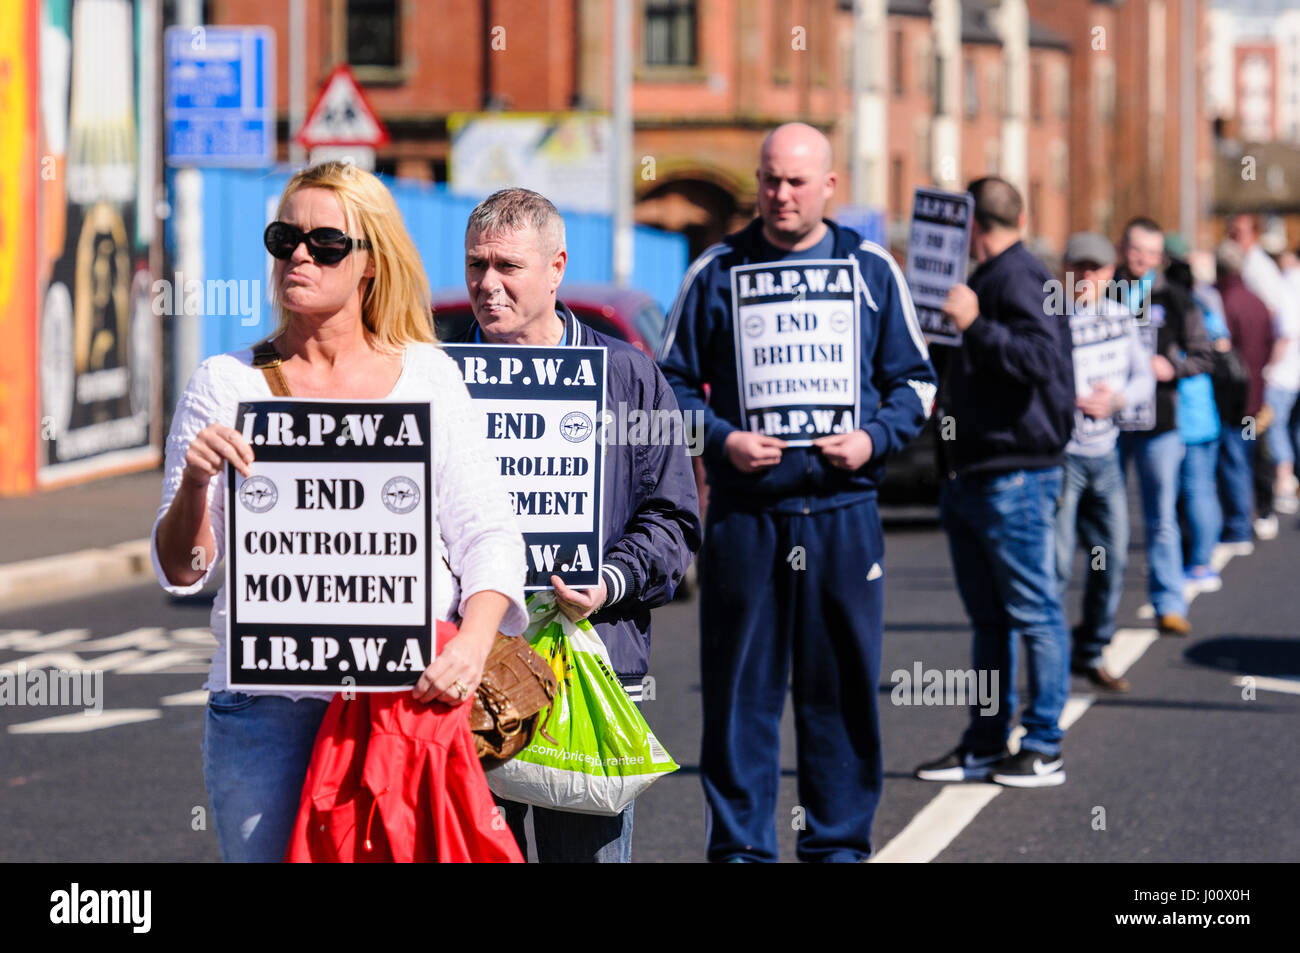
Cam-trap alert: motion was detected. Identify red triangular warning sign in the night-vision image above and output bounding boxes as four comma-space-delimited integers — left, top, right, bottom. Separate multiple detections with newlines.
294, 64, 391, 148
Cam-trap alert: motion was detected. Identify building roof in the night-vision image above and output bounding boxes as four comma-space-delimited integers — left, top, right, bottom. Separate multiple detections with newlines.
875, 0, 1068, 51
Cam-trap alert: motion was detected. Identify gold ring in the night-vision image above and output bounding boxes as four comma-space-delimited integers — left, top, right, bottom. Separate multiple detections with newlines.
453, 679, 469, 698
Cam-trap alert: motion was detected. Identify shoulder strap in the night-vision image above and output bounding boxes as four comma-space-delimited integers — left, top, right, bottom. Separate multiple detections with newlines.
251, 341, 291, 397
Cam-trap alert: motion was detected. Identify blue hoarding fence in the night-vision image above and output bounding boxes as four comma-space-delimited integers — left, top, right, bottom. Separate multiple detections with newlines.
187, 168, 689, 362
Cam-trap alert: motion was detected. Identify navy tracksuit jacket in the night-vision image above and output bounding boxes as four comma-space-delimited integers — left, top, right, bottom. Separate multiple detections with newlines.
660, 218, 936, 861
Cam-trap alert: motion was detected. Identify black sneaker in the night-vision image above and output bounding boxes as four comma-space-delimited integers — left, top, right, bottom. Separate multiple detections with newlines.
914, 745, 1006, 782
990, 749, 1065, 787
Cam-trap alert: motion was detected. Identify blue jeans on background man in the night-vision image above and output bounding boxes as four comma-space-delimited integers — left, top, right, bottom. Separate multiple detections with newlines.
1262, 384, 1300, 466
1119, 430, 1188, 617
941, 467, 1070, 757
1055, 450, 1128, 667
203, 691, 330, 863
497, 798, 634, 863
1218, 425, 1257, 543
1180, 439, 1223, 568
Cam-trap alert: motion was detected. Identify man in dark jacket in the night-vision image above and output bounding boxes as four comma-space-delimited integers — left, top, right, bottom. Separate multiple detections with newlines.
660, 123, 936, 861
460, 188, 701, 862
914, 176, 1076, 788
1111, 217, 1213, 634
1215, 239, 1276, 554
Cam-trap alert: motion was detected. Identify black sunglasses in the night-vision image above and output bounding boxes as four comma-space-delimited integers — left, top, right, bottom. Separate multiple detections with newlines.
264, 221, 371, 265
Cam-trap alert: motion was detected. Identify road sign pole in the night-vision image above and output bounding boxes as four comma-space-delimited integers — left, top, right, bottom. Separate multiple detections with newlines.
173, 0, 203, 394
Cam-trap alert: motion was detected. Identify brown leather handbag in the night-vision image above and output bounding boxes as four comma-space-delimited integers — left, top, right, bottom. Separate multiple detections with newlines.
252, 341, 556, 766
470, 634, 559, 768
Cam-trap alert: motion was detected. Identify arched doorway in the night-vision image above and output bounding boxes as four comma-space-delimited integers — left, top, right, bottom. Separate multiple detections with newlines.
635, 177, 748, 261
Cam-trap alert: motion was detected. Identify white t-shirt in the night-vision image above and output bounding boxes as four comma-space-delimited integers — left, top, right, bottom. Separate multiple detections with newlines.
1242, 246, 1300, 391
150, 342, 528, 701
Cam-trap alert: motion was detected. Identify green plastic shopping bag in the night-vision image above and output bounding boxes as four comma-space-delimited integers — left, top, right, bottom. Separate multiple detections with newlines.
485, 592, 678, 815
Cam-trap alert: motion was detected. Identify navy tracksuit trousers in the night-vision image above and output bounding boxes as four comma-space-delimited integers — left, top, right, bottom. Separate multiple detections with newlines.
698, 498, 886, 862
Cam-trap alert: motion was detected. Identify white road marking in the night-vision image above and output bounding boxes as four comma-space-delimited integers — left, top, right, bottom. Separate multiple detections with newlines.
1106, 629, 1159, 676
7, 709, 162, 734
116, 650, 210, 674
78, 627, 170, 651
1233, 675, 1300, 696
161, 690, 209, 706
0, 629, 89, 651
870, 785, 1002, 863
874, 629, 1157, 863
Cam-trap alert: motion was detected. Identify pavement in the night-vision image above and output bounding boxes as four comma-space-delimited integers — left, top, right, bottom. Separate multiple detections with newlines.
0, 469, 163, 608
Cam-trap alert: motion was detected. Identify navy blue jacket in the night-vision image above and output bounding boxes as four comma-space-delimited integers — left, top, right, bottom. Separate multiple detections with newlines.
455, 304, 701, 684
658, 218, 936, 513
938, 240, 1076, 476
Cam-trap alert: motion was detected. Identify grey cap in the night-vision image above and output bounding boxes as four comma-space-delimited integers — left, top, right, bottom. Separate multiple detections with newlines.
1063, 231, 1116, 266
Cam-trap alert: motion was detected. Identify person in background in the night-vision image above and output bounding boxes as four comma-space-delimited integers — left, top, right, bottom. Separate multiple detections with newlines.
915, 177, 1075, 787
1111, 217, 1213, 636
1055, 232, 1154, 693
1214, 240, 1277, 557
1166, 248, 1225, 596
1227, 214, 1300, 526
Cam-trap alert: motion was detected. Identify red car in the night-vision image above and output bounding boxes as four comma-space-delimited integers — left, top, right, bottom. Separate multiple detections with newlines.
430, 282, 667, 356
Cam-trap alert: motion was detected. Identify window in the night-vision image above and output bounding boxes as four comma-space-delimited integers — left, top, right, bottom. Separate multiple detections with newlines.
644, 0, 697, 67
988, 61, 1003, 118
891, 156, 905, 222
346, 0, 400, 68
1031, 59, 1043, 122
771, 1, 793, 84
964, 57, 979, 119
1055, 62, 1069, 121
893, 29, 906, 95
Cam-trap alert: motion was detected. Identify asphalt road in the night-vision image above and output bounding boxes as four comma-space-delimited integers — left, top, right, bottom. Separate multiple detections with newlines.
1, 510, 1297, 863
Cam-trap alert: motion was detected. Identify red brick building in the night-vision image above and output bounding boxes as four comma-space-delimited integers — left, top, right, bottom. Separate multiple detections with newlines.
207, 0, 1212, 260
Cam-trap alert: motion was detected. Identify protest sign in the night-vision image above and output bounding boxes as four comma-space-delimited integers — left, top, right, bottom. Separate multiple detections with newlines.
226, 400, 432, 691
1071, 305, 1139, 443
1118, 303, 1161, 432
730, 260, 860, 445
443, 344, 606, 590
905, 186, 974, 346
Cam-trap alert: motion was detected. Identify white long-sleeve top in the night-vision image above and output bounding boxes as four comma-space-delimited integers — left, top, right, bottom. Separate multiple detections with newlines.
150, 342, 528, 701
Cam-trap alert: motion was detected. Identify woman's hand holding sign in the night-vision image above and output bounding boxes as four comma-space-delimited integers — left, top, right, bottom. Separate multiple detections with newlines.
183, 423, 255, 484
157, 423, 256, 588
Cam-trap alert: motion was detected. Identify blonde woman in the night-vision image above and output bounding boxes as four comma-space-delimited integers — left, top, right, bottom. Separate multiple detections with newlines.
152, 161, 527, 862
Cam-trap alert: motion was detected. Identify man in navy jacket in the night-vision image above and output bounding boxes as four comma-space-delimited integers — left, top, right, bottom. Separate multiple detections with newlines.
660, 123, 936, 861
914, 176, 1077, 788
460, 188, 701, 862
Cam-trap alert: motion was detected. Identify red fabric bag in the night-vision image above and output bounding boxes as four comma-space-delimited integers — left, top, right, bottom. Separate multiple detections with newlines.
285, 620, 524, 863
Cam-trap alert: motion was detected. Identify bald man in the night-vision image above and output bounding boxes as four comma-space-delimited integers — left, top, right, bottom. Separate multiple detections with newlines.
659, 122, 936, 862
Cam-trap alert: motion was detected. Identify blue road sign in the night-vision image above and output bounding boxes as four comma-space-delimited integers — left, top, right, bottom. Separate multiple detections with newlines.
165, 26, 275, 167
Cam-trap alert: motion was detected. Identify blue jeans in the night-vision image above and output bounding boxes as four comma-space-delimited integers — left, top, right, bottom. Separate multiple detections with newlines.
1055, 451, 1128, 667
496, 797, 634, 863
1119, 430, 1187, 616
202, 690, 330, 863
1179, 440, 1223, 569
1262, 384, 1299, 466
1218, 425, 1257, 543
941, 467, 1069, 757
